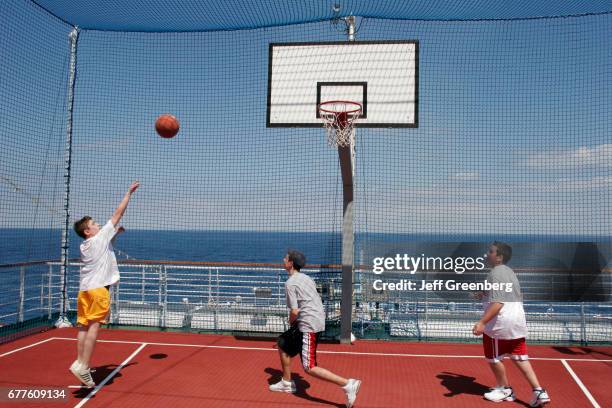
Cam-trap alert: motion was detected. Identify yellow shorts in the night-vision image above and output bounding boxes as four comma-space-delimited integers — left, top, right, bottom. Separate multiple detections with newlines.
77, 287, 110, 326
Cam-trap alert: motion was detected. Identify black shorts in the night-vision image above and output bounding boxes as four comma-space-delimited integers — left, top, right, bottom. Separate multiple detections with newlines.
277, 325, 303, 357
277, 326, 321, 370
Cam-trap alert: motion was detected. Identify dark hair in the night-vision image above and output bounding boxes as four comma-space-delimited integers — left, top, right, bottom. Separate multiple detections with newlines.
74, 216, 92, 239
492, 241, 512, 264
286, 249, 306, 271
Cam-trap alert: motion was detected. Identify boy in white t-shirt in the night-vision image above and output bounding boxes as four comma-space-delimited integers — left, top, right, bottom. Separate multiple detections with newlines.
68, 181, 140, 387
472, 241, 550, 407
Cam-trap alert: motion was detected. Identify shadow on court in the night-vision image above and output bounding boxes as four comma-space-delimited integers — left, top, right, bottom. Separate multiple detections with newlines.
437, 371, 531, 407
264, 367, 345, 407
437, 371, 489, 397
72, 362, 137, 399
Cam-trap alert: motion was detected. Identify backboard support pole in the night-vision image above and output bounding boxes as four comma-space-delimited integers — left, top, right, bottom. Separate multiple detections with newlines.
339, 20, 356, 344
338, 141, 354, 344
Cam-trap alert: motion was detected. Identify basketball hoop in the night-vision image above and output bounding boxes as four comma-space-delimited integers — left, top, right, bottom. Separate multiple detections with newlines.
318, 100, 362, 147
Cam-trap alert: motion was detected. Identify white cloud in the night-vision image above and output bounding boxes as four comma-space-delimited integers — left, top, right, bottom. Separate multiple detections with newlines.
451, 172, 479, 181
524, 144, 612, 168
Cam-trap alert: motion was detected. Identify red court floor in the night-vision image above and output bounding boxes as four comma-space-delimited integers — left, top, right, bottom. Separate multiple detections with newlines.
0, 328, 610, 407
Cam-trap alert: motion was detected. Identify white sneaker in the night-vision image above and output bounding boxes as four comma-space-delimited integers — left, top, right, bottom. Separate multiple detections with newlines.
269, 379, 296, 393
343, 378, 361, 408
529, 388, 550, 407
68, 360, 82, 382
69, 361, 95, 388
484, 386, 515, 402
69, 360, 81, 372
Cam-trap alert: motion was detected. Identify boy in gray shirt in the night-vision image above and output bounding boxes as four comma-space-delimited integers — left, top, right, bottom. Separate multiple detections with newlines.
269, 250, 361, 408
473, 242, 550, 407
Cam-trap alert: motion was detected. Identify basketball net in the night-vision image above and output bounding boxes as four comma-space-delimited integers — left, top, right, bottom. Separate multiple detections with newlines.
318, 101, 362, 148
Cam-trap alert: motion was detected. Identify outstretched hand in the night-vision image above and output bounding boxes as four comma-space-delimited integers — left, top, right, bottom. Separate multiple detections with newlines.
128, 181, 140, 194
112, 182, 140, 227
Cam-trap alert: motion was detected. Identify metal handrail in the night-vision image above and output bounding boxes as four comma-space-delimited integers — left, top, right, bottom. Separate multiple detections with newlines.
4, 259, 609, 273
1, 260, 610, 343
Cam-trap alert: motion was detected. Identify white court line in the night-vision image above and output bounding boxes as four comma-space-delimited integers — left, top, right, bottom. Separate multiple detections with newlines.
561, 359, 601, 408
0, 337, 55, 358
73, 343, 147, 408
50, 337, 612, 362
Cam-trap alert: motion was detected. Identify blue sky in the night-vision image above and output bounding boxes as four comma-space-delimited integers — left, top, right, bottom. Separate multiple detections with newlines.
1, 1, 611, 236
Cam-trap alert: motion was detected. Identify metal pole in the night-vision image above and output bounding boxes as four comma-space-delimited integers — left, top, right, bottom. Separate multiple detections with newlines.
162, 266, 168, 327
158, 266, 163, 327
338, 16, 358, 344
113, 281, 119, 324
580, 303, 587, 345
346, 16, 356, 41
39, 271, 44, 313
47, 264, 53, 319
277, 272, 282, 306
424, 277, 429, 341
18, 266, 25, 322
216, 269, 219, 304
59, 27, 79, 324
208, 268, 212, 304
160, 266, 168, 327
141, 266, 145, 303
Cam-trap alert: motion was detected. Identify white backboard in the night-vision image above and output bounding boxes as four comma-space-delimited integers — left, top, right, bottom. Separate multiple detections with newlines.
267, 41, 418, 128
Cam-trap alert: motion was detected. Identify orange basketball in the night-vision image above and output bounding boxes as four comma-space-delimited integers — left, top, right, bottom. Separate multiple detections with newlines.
155, 114, 180, 138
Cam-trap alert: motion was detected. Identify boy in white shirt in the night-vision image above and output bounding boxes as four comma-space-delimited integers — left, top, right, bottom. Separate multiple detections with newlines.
69, 181, 140, 387
472, 241, 550, 407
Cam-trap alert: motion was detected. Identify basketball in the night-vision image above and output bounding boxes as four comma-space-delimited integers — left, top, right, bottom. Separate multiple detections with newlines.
155, 114, 180, 138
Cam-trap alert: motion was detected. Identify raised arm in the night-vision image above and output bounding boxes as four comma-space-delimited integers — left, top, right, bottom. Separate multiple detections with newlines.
111, 181, 140, 226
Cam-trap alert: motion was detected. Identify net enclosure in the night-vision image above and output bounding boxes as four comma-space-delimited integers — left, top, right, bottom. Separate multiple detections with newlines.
1, 0, 611, 344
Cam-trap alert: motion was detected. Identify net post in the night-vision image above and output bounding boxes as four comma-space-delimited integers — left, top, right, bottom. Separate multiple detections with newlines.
58, 27, 79, 328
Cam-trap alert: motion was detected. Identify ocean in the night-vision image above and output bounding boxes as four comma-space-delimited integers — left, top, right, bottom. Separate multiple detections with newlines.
2, 228, 612, 267
0, 229, 610, 325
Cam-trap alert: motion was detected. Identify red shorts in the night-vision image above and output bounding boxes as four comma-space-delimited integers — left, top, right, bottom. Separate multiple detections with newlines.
300, 332, 320, 371
277, 328, 320, 371
483, 333, 528, 363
